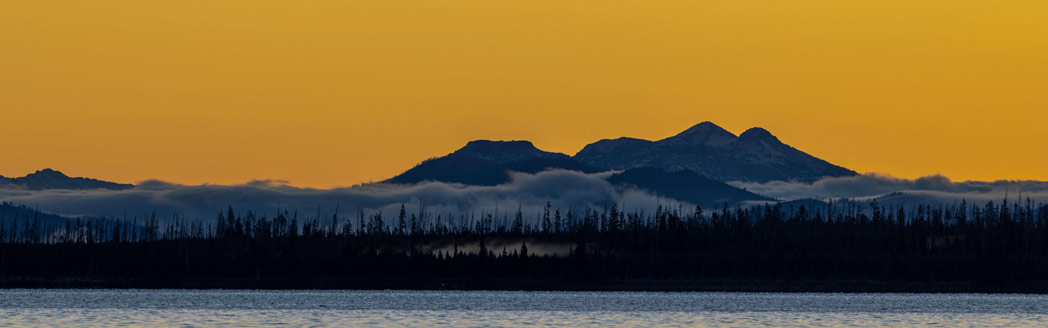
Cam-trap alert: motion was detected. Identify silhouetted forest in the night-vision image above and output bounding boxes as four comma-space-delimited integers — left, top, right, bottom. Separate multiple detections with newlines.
3, 199, 1048, 292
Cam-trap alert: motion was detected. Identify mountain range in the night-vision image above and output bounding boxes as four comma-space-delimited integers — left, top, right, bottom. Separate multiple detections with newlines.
574, 122, 856, 183
0, 169, 132, 191
387, 122, 853, 205
2, 122, 854, 206
386, 139, 774, 205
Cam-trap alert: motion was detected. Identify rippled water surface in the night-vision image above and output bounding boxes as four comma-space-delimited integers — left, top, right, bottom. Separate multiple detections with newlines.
2, 289, 1047, 327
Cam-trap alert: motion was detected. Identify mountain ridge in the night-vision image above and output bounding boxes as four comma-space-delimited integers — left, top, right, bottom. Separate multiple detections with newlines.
4, 122, 855, 206
573, 122, 856, 183
0, 169, 133, 191
384, 132, 782, 206
386, 140, 600, 186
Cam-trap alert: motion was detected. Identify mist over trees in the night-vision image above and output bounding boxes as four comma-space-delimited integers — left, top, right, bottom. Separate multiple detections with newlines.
4, 198, 1048, 291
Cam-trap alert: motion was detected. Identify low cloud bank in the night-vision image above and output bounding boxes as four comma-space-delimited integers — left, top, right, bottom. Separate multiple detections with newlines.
10, 170, 1042, 222
0, 170, 681, 221
731, 173, 1048, 203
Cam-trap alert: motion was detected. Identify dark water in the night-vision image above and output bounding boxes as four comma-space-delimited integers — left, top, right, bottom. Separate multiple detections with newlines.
1, 289, 1046, 327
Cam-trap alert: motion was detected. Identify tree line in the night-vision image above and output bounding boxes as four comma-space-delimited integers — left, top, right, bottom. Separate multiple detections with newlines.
3, 198, 1048, 291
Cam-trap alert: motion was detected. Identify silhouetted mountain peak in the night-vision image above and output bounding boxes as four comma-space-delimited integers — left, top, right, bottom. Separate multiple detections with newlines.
27, 168, 69, 179
387, 140, 593, 186
459, 139, 537, 152
453, 140, 568, 165
662, 121, 737, 147
0, 169, 132, 190
574, 137, 651, 153
737, 127, 779, 143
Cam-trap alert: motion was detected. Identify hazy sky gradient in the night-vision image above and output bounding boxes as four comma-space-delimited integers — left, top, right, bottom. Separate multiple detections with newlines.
3, 0, 1046, 187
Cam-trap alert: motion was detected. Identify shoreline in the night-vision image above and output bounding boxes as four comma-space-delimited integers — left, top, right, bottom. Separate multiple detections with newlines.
4, 277, 1047, 294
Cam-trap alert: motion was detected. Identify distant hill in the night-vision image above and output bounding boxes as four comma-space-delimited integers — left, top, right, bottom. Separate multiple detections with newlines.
0, 202, 78, 241
574, 121, 856, 183
0, 201, 136, 243
387, 140, 602, 186
0, 169, 132, 190
607, 168, 774, 206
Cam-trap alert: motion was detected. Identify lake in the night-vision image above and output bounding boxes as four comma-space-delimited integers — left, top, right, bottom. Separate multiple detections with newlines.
1, 289, 1046, 327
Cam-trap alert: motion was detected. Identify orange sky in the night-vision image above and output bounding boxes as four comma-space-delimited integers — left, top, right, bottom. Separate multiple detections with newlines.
2, 0, 1046, 188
